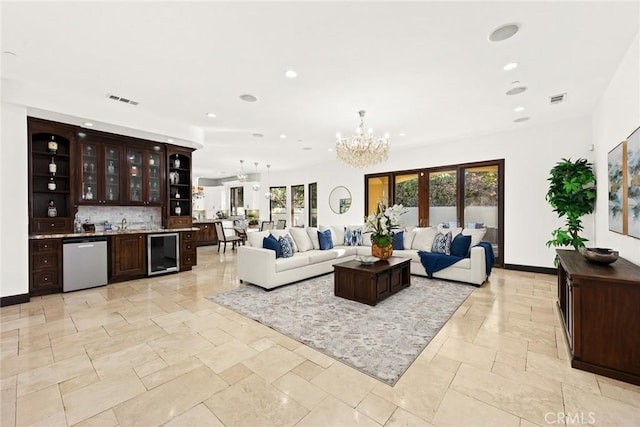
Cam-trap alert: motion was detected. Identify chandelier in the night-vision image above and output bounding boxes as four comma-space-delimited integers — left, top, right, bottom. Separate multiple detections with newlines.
252, 162, 261, 191
336, 110, 389, 168
237, 159, 247, 182
264, 164, 272, 200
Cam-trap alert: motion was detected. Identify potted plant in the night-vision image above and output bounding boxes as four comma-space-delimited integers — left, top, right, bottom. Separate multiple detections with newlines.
545, 158, 596, 251
364, 203, 406, 259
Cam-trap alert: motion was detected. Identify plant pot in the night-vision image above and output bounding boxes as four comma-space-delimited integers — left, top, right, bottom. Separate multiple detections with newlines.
372, 243, 393, 260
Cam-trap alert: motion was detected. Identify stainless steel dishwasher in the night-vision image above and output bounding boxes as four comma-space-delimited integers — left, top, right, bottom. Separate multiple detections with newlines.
62, 237, 108, 292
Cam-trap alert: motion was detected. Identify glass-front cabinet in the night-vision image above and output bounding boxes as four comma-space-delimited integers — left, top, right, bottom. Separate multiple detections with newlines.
77, 139, 123, 205
126, 145, 164, 205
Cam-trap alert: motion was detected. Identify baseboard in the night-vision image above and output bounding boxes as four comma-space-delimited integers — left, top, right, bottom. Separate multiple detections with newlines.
504, 264, 557, 275
0, 293, 30, 307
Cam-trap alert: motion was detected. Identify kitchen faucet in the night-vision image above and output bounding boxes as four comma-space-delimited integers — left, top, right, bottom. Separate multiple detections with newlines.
121, 218, 127, 230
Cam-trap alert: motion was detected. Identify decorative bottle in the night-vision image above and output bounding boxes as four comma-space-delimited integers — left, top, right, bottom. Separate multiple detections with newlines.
175, 203, 182, 215
174, 155, 181, 169
175, 191, 180, 199
49, 157, 57, 175
108, 187, 114, 200
85, 186, 93, 200
47, 136, 58, 153
107, 161, 115, 174
47, 200, 57, 217
48, 177, 56, 191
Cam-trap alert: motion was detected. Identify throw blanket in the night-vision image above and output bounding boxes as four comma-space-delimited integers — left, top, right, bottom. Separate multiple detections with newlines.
417, 251, 463, 278
476, 242, 495, 275
418, 242, 496, 278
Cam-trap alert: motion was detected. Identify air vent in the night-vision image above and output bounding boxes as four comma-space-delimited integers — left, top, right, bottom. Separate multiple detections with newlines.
106, 93, 139, 106
550, 93, 567, 104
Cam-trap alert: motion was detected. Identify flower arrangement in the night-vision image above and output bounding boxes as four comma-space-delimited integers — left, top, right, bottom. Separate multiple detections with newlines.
364, 203, 407, 247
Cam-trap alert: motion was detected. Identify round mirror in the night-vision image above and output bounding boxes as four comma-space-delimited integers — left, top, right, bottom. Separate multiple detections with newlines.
329, 186, 352, 214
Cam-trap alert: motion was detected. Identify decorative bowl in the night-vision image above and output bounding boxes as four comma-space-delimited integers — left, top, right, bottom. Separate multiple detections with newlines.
356, 255, 379, 265
579, 247, 619, 264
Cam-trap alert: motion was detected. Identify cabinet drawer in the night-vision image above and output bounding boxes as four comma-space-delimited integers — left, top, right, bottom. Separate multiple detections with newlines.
32, 271, 61, 292
182, 241, 195, 252
32, 218, 71, 234
182, 231, 195, 242
32, 239, 61, 252
32, 252, 59, 270
168, 217, 192, 229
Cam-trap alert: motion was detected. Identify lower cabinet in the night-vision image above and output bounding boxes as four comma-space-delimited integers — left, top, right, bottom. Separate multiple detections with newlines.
196, 222, 217, 246
180, 231, 197, 271
110, 233, 146, 282
29, 239, 62, 296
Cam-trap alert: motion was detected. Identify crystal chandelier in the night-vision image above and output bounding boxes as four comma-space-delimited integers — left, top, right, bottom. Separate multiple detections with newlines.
252, 162, 261, 191
237, 159, 247, 182
336, 110, 389, 168
264, 164, 272, 200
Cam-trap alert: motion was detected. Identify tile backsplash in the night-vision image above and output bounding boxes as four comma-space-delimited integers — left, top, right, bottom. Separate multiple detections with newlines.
77, 206, 162, 231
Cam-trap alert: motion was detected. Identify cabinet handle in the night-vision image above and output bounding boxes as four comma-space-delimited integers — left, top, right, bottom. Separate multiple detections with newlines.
51, 223, 55, 227
44, 244, 49, 248
44, 260, 48, 263
139, 236, 142, 239
44, 277, 48, 281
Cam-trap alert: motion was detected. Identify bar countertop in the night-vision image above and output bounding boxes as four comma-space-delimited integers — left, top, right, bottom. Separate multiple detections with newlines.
29, 227, 200, 240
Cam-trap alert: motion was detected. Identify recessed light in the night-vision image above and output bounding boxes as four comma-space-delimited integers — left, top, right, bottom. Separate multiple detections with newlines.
514, 117, 530, 123
240, 94, 258, 102
284, 70, 297, 79
399, 133, 406, 137
503, 62, 518, 71
506, 86, 527, 96
514, 106, 525, 112
279, 134, 287, 139
83, 122, 93, 127
167, 138, 174, 143
206, 112, 217, 118
489, 23, 520, 42
252, 133, 263, 138
297, 139, 303, 143
328, 148, 333, 152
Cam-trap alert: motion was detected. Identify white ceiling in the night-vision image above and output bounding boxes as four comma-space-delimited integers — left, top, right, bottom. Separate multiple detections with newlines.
2, 1, 638, 180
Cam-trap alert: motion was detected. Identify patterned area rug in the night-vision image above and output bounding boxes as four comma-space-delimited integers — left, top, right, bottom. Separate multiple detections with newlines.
210, 274, 475, 385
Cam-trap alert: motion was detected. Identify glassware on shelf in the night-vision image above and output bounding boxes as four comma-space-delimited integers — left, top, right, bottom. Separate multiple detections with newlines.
108, 187, 114, 200
48, 136, 58, 153
49, 157, 57, 174
48, 177, 56, 191
47, 200, 57, 217
85, 186, 93, 200
107, 161, 115, 174
174, 155, 181, 169
83, 162, 89, 172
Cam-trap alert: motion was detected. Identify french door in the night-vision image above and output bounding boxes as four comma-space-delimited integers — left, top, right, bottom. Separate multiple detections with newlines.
365, 159, 503, 266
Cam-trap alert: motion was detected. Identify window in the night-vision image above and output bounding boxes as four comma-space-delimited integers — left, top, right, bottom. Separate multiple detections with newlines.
394, 173, 419, 228
230, 186, 244, 216
269, 186, 287, 223
309, 182, 318, 227
366, 174, 390, 216
291, 184, 305, 227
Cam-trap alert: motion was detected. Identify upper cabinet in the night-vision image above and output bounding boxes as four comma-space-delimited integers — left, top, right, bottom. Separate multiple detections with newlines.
166, 145, 194, 229
28, 118, 76, 234
77, 137, 124, 205
125, 144, 165, 206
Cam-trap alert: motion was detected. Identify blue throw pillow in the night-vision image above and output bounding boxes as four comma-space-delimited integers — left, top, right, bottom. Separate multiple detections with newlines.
450, 233, 472, 257
318, 229, 333, 250
343, 227, 353, 246
263, 234, 282, 258
278, 236, 293, 258
392, 231, 404, 250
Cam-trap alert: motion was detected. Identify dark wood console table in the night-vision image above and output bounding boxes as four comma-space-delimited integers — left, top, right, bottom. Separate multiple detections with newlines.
334, 256, 410, 306
556, 249, 640, 385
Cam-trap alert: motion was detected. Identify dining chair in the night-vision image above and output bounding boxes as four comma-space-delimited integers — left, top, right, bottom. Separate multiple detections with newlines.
260, 221, 274, 231
214, 221, 243, 253
276, 219, 286, 229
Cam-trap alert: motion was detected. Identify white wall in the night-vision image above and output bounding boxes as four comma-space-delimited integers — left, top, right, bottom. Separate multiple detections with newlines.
268, 117, 595, 269
1, 103, 29, 298
593, 32, 640, 265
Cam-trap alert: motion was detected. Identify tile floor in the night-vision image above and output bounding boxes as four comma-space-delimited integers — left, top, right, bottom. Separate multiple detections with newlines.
2, 246, 639, 426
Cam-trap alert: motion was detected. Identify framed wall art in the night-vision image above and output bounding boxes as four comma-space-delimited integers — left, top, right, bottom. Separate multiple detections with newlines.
608, 141, 626, 234
627, 126, 640, 239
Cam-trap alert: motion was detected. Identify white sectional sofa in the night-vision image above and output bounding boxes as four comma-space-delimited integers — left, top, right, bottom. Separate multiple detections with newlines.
237, 225, 490, 290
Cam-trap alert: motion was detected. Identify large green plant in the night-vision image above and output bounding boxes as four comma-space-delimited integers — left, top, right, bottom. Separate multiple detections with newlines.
545, 158, 596, 250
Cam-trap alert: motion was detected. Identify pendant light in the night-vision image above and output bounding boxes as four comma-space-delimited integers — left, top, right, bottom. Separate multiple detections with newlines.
252, 162, 261, 191
237, 159, 247, 182
264, 164, 272, 200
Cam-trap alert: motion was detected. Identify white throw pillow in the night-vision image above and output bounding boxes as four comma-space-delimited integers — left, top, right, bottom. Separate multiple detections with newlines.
362, 231, 372, 246
247, 231, 270, 248
306, 227, 320, 250
290, 227, 313, 252
271, 229, 298, 252
411, 227, 438, 251
331, 226, 345, 246
462, 227, 487, 247
403, 227, 416, 249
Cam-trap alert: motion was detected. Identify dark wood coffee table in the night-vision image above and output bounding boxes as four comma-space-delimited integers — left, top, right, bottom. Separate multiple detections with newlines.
333, 256, 411, 306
